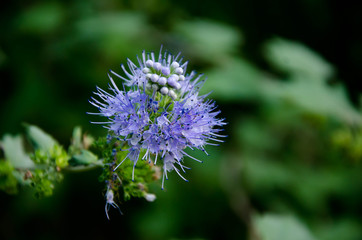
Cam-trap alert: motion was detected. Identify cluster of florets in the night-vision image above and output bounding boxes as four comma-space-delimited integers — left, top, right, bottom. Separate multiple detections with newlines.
89, 47, 226, 189
143, 59, 185, 99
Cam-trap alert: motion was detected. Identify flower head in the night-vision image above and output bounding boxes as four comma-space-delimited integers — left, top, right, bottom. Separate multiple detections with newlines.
89, 47, 226, 189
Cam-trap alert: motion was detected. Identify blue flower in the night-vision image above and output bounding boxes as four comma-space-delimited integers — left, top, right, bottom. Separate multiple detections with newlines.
89, 47, 226, 189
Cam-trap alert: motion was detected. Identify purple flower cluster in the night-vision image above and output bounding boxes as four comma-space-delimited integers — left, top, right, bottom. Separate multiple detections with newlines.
89, 47, 226, 189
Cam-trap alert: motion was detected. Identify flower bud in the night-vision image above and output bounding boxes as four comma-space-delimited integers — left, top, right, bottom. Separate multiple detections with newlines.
144, 193, 156, 202
151, 74, 159, 83
171, 74, 179, 81
158, 77, 167, 85
174, 82, 181, 90
153, 62, 162, 71
142, 67, 150, 74
167, 76, 177, 88
160, 86, 169, 95
170, 61, 179, 69
152, 84, 159, 91
175, 67, 183, 75
168, 89, 177, 99
145, 59, 153, 68
161, 66, 170, 76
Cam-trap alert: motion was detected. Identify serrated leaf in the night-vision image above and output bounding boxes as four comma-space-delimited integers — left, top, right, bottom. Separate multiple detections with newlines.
69, 149, 98, 166
24, 124, 58, 152
0, 135, 34, 169
254, 214, 318, 240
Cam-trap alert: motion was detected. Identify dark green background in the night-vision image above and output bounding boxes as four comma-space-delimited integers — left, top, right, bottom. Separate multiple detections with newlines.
1, 1, 361, 240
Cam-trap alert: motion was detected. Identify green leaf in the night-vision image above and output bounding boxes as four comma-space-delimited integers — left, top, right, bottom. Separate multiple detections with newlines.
69, 149, 98, 166
202, 58, 262, 101
31, 169, 55, 198
242, 155, 293, 192
175, 19, 242, 62
24, 124, 58, 153
315, 218, 362, 240
254, 214, 318, 240
276, 78, 361, 124
16, 2, 64, 34
75, 12, 152, 61
263, 38, 334, 80
0, 134, 34, 169
0, 160, 18, 194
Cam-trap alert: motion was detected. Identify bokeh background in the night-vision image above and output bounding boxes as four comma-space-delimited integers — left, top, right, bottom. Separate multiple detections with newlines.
1, 0, 362, 239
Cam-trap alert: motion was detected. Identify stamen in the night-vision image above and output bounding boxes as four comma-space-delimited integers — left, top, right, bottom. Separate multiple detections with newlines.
183, 152, 203, 163
161, 170, 165, 190
174, 167, 189, 182
154, 152, 158, 165
113, 154, 129, 171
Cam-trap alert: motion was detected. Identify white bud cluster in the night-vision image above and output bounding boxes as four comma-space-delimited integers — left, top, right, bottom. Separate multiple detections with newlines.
143, 59, 186, 100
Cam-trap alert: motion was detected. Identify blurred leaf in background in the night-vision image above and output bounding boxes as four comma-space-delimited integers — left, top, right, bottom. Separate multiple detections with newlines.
262, 38, 361, 124
174, 19, 242, 63
255, 214, 318, 240
15, 2, 64, 35
0, 0, 362, 240
1, 134, 34, 169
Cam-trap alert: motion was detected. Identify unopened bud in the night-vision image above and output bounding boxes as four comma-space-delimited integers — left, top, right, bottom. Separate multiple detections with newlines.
158, 77, 167, 85
142, 67, 150, 74
144, 193, 156, 202
174, 82, 181, 90
160, 87, 169, 95
175, 67, 183, 75
167, 76, 177, 88
152, 84, 159, 91
169, 89, 177, 99
170, 61, 179, 69
153, 62, 162, 71
171, 74, 179, 81
151, 74, 159, 83
145, 59, 153, 68
162, 66, 170, 76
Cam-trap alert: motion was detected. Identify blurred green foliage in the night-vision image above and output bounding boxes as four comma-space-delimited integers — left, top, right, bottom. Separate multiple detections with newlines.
0, 0, 361, 240
95, 137, 159, 202
0, 160, 18, 195
254, 214, 317, 240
